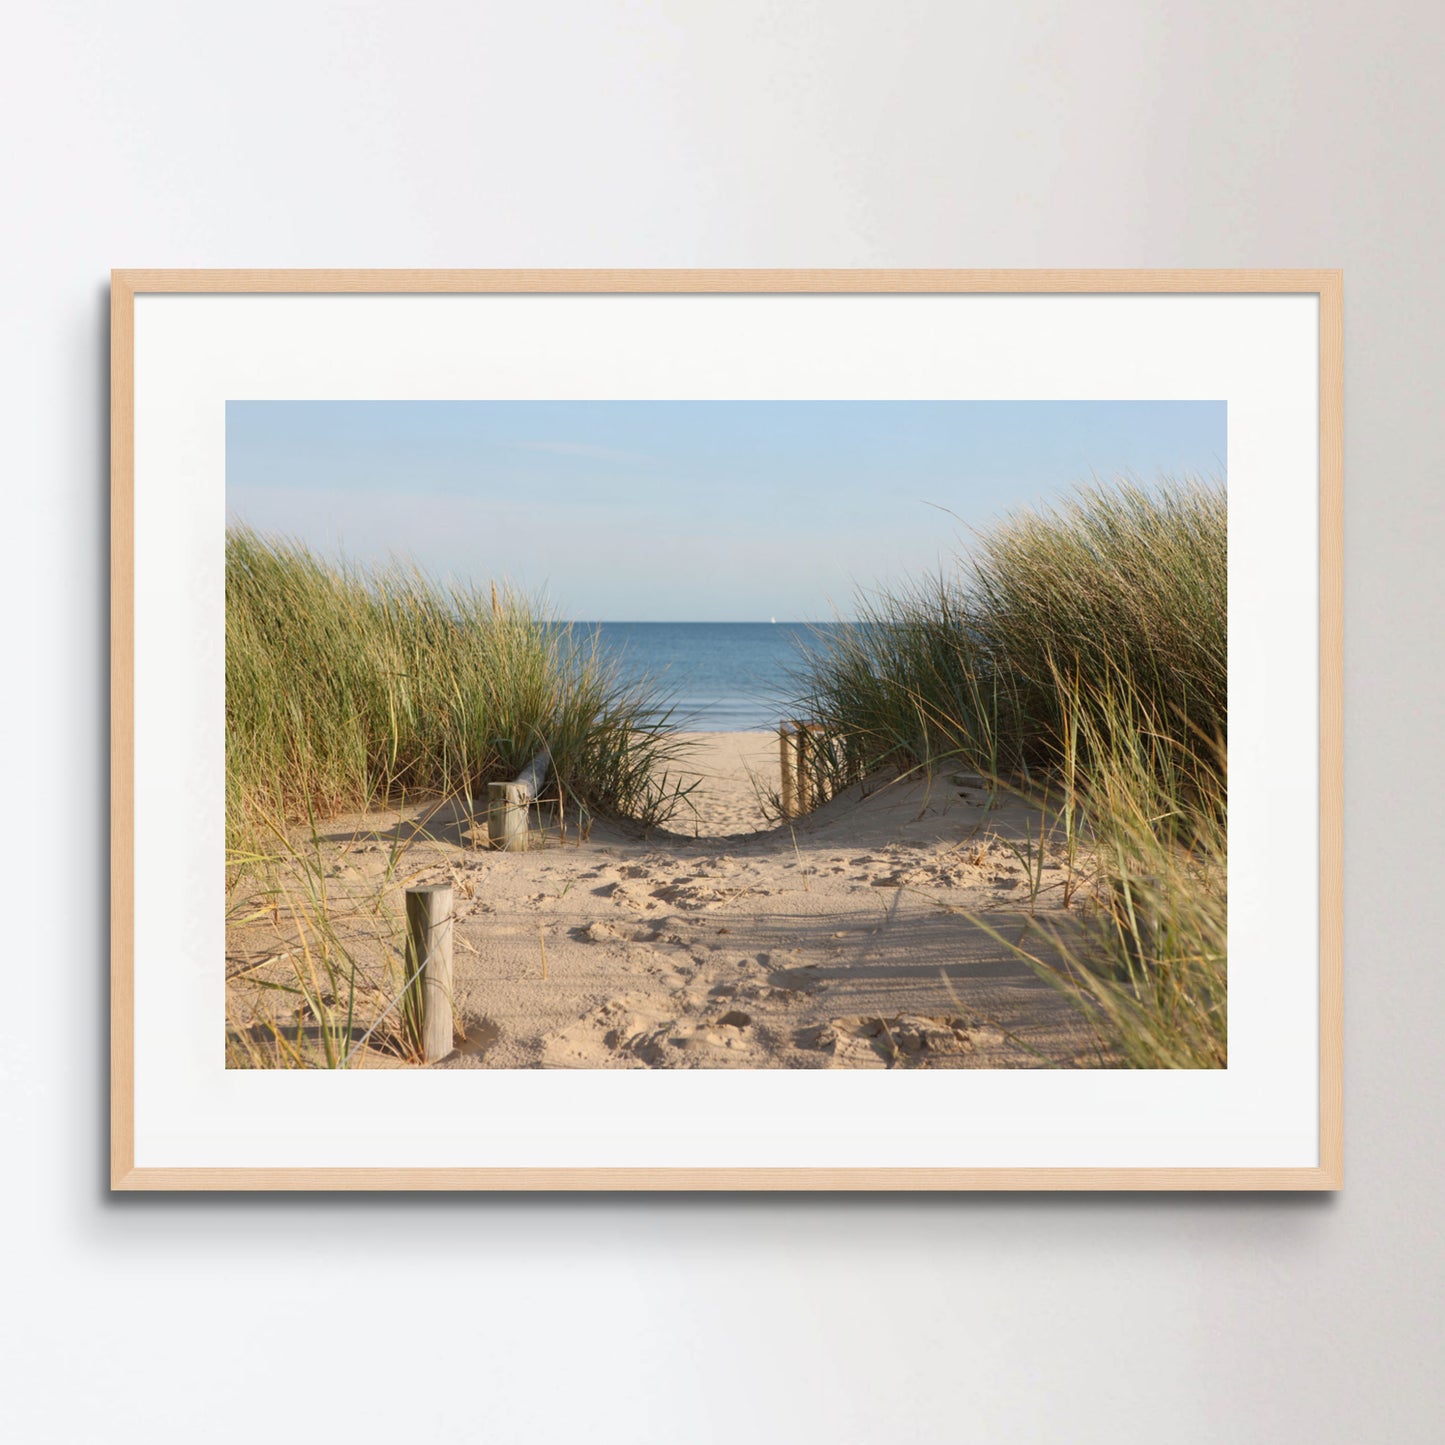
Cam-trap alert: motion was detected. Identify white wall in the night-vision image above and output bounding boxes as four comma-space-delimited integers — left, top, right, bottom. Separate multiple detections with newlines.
5, 3, 1441, 1440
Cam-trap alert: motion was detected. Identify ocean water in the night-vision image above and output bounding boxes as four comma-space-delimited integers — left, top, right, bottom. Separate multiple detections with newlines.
584, 622, 841, 732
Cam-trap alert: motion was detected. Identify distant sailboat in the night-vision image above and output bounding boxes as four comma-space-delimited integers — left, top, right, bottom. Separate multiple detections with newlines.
770, 616, 776, 624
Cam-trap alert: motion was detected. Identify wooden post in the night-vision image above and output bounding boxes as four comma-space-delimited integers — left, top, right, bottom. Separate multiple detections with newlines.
795, 722, 812, 813
488, 781, 529, 851
488, 750, 552, 851
404, 885, 454, 1064
779, 721, 797, 818
779, 721, 824, 818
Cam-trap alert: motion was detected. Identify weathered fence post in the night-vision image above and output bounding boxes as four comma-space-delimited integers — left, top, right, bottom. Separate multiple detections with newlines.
404, 884, 454, 1064
795, 721, 813, 813
779, 720, 797, 818
779, 720, 823, 818
488, 781, 530, 851
487, 751, 552, 851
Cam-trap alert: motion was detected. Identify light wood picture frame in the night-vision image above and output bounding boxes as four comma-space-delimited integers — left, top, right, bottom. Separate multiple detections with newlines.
111, 269, 1342, 1191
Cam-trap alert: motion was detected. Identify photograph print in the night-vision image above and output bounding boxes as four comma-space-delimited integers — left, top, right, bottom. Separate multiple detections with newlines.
224, 397, 1228, 1073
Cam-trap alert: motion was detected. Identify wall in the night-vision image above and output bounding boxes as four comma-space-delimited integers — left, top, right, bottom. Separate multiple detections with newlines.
5, 3, 1441, 1439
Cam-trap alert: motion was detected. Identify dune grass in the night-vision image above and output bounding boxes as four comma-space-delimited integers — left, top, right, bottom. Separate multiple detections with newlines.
226, 526, 694, 852
791, 478, 1227, 1067
225, 815, 408, 1070
225, 526, 699, 1067
986, 676, 1228, 1069
792, 479, 1225, 791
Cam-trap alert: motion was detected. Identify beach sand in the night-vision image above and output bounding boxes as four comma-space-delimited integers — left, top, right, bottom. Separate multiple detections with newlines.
666, 730, 781, 835
227, 732, 1110, 1069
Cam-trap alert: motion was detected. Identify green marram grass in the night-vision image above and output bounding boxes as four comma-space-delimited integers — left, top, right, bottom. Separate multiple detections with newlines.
226, 526, 693, 851
792, 478, 1225, 789
791, 478, 1228, 1068
225, 526, 698, 1067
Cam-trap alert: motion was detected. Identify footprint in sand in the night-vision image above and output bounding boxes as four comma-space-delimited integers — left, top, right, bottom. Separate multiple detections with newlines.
593, 880, 659, 910
651, 879, 734, 910
797, 1015, 991, 1068
573, 920, 669, 945
549, 993, 771, 1068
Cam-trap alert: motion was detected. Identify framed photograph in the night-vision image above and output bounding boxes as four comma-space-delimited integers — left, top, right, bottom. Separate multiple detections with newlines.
111, 269, 1342, 1190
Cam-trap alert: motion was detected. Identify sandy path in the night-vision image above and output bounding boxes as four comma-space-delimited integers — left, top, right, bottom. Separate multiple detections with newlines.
227, 733, 1110, 1069
667, 731, 780, 835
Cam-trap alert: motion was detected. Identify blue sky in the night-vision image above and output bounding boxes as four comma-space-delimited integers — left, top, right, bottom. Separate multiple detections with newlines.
226, 400, 1225, 621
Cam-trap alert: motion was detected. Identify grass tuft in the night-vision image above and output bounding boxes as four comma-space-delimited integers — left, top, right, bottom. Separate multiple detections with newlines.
790, 477, 1228, 1067
791, 477, 1224, 790
225, 526, 698, 1067
226, 526, 694, 851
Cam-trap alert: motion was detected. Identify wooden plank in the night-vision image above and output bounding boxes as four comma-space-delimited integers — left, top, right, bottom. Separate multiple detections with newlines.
110, 272, 136, 1188
111, 267, 1344, 295
513, 751, 550, 802
1318, 270, 1345, 1188
110, 1164, 1345, 1192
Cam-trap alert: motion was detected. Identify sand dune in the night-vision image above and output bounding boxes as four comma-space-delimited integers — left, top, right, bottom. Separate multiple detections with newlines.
227, 732, 1110, 1069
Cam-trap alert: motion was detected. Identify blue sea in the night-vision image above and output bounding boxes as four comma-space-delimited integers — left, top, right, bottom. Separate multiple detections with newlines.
583, 622, 843, 731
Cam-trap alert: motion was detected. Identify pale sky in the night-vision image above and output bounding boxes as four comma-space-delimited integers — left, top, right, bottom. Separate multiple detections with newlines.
226, 400, 1225, 621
